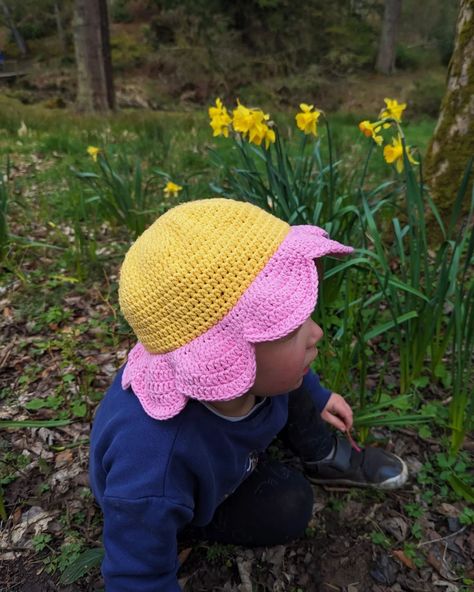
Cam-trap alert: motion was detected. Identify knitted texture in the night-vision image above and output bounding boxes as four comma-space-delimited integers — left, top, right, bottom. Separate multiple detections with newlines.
119, 198, 289, 353
120, 201, 354, 420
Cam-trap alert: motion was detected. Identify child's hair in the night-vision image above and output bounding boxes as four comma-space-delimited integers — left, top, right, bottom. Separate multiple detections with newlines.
118, 198, 352, 419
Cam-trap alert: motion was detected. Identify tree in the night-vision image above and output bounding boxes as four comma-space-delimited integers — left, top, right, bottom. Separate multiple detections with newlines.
54, 1, 68, 54
72, 0, 115, 111
0, 0, 28, 56
424, 0, 474, 216
375, 0, 402, 74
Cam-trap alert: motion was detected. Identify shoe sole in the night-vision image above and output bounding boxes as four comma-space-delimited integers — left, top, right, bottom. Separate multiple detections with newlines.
308, 454, 409, 491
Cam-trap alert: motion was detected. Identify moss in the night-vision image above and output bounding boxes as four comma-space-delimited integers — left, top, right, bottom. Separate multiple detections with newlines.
424, 0, 474, 219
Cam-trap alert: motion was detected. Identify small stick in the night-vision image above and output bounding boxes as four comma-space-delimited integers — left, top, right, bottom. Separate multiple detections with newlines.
417, 526, 466, 548
346, 430, 361, 452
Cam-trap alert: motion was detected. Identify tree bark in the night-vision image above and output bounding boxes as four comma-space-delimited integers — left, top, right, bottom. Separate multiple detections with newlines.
73, 0, 115, 111
0, 0, 28, 56
375, 0, 402, 74
424, 0, 474, 217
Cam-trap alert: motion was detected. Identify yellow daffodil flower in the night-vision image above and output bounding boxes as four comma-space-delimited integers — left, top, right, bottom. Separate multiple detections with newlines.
383, 135, 418, 173
380, 98, 407, 123
87, 146, 101, 162
248, 120, 276, 149
232, 101, 257, 134
231, 102, 275, 148
208, 98, 232, 137
358, 120, 383, 146
163, 181, 183, 198
263, 127, 276, 149
295, 103, 321, 136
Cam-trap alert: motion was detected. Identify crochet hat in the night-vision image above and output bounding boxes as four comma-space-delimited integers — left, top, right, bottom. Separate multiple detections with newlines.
119, 198, 353, 419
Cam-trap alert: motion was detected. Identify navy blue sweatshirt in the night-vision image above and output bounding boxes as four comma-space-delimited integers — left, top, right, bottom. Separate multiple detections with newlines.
89, 368, 331, 591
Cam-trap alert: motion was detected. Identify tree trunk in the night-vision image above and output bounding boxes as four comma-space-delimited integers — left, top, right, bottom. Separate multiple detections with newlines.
54, 2, 68, 54
0, 0, 28, 56
375, 0, 402, 74
73, 0, 115, 111
424, 0, 474, 217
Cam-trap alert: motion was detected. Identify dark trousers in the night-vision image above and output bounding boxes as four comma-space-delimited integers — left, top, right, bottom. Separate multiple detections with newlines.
194, 383, 334, 547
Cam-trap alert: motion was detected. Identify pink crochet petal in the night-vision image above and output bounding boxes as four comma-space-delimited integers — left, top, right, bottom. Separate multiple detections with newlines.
172, 328, 256, 401
121, 225, 353, 420
122, 344, 188, 420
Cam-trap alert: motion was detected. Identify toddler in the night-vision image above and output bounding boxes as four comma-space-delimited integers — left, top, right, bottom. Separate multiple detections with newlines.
89, 198, 407, 591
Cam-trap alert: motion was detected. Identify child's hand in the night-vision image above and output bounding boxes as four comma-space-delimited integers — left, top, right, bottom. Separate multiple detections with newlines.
321, 392, 353, 432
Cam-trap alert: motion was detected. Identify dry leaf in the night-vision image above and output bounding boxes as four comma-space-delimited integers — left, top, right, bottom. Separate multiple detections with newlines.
383, 517, 408, 542
392, 548, 416, 570
178, 547, 192, 565
55, 449, 73, 468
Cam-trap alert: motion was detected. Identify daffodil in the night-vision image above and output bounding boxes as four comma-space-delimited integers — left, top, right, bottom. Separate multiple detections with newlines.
248, 120, 276, 149
231, 102, 275, 148
232, 101, 255, 135
358, 120, 383, 146
295, 103, 321, 136
380, 98, 407, 123
383, 135, 418, 173
87, 146, 101, 162
263, 127, 276, 149
208, 98, 232, 137
163, 181, 183, 198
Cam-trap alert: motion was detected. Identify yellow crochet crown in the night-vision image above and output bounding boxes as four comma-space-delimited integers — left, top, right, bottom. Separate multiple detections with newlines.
119, 198, 290, 353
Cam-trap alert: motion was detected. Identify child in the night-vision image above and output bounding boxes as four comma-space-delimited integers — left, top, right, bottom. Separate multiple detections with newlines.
89, 198, 408, 591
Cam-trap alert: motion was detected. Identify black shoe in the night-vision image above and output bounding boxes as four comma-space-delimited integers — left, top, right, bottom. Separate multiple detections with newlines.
304, 436, 408, 490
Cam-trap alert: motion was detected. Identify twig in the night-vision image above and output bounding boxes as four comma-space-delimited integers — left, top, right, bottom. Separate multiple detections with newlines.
0, 335, 17, 368
236, 558, 253, 592
417, 526, 466, 547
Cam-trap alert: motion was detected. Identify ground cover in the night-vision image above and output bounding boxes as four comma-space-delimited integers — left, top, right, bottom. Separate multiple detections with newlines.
0, 98, 473, 591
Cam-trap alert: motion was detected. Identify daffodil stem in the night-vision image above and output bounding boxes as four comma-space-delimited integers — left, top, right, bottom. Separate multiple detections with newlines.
358, 142, 374, 194
323, 118, 335, 214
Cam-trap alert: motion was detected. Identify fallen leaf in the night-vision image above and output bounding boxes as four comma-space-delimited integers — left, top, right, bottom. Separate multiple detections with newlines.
236, 558, 253, 592
438, 503, 461, 518
427, 547, 458, 581
178, 547, 192, 565
392, 549, 416, 569
55, 450, 73, 468
383, 516, 408, 542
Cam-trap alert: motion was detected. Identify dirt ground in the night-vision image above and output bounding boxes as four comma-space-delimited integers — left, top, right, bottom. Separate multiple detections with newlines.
1, 389, 473, 592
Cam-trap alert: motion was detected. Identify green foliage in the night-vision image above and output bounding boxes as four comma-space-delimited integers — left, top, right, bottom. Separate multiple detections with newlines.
370, 530, 391, 549
72, 147, 180, 239
32, 533, 53, 552
459, 507, 474, 525
59, 547, 105, 585
110, 0, 134, 23
206, 97, 473, 453
205, 543, 235, 565
407, 74, 445, 118
418, 452, 474, 502
0, 160, 9, 260
43, 539, 85, 575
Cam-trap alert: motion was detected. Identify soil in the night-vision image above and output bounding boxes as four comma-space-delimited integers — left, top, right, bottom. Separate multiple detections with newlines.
1, 332, 473, 592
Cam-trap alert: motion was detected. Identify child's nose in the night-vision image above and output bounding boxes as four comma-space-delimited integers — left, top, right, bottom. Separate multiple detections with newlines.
309, 320, 323, 345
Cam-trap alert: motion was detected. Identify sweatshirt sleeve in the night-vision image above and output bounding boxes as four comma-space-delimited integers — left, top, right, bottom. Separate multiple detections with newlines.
101, 495, 194, 592
302, 369, 332, 412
